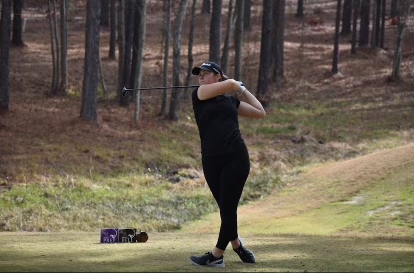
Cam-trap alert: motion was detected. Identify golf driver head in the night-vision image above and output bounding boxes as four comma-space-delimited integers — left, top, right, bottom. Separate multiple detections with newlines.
122, 87, 128, 97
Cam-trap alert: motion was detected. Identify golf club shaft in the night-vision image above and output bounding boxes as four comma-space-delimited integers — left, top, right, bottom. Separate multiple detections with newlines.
123, 85, 199, 92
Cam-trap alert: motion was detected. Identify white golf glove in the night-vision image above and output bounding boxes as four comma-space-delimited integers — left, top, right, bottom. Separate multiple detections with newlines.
236, 81, 246, 94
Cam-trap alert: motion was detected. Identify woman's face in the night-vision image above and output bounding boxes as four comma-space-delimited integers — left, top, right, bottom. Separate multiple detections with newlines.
199, 70, 220, 85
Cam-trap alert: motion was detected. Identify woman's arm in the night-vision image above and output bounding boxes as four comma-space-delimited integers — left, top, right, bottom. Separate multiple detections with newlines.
197, 79, 238, 100
237, 90, 266, 118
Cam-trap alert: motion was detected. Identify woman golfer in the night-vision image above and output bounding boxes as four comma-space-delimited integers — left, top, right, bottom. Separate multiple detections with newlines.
190, 61, 266, 267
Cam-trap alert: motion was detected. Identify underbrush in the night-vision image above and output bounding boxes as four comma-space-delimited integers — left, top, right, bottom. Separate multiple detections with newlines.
0, 165, 283, 232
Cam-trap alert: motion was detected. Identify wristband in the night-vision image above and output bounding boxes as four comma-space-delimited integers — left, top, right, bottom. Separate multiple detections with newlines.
236, 81, 246, 94
239, 85, 246, 94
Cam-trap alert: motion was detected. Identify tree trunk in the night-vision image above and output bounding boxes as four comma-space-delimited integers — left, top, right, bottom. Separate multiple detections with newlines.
0, 0, 12, 113
168, 0, 189, 121
126, 0, 135, 92
108, 0, 116, 60
209, 0, 222, 65
296, 0, 304, 17
340, 0, 352, 35
160, 0, 172, 116
130, 1, 141, 93
98, 48, 107, 95
272, 0, 285, 84
47, 0, 58, 93
201, 0, 210, 14
59, 0, 68, 95
12, 0, 24, 46
390, 0, 398, 18
51, 0, 60, 95
80, 0, 101, 122
132, 0, 147, 124
390, 0, 411, 82
121, 0, 134, 107
379, 0, 386, 48
359, 0, 370, 47
221, 0, 234, 74
184, 0, 197, 101
373, 0, 381, 47
234, 0, 244, 80
117, 0, 125, 101
243, 0, 251, 31
332, 0, 342, 74
371, 0, 380, 47
257, 0, 272, 106
101, 0, 110, 27
351, 0, 359, 54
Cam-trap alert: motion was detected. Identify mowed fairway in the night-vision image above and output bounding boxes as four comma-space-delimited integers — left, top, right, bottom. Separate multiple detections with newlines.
0, 232, 413, 272
0, 144, 413, 272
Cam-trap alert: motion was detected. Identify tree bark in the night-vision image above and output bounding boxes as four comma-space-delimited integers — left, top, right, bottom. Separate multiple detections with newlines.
160, 0, 172, 116
0, 0, 12, 113
390, 0, 398, 18
101, 0, 110, 27
351, 0, 359, 54
12, 0, 24, 46
332, 0, 342, 74
234, 0, 244, 80
371, 0, 380, 47
117, 0, 125, 101
296, 0, 304, 17
340, 0, 352, 35
184, 0, 197, 101
59, 0, 68, 95
221, 0, 234, 74
121, 0, 134, 107
51, 0, 60, 95
359, 0, 370, 47
132, 0, 147, 124
169, 0, 189, 121
209, 0, 222, 65
375, 0, 381, 47
81, 0, 101, 122
390, 0, 411, 82
108, 0, 116, 60
243, 0, 251, 31
47, 0, 58, 93
257, 0, 273, 106
379, 0, 386, 48
201, 0, 210, 14
98, 48, 107, 95
272, 0, 285, 84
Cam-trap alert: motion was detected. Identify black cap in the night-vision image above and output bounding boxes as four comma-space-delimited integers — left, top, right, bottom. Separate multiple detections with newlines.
192, 62, 223, 76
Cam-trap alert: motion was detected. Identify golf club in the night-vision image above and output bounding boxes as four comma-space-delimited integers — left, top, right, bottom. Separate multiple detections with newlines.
122, 85, 200, 97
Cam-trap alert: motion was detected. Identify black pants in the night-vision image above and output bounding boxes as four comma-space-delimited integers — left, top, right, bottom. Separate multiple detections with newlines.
202, 146, 250, 251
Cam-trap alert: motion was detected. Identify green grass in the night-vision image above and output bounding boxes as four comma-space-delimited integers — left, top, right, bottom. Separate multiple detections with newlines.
0, 231, 413, 272
275, 164, 414, 237
0, 174, 210, 231
0, 167, 282, 232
